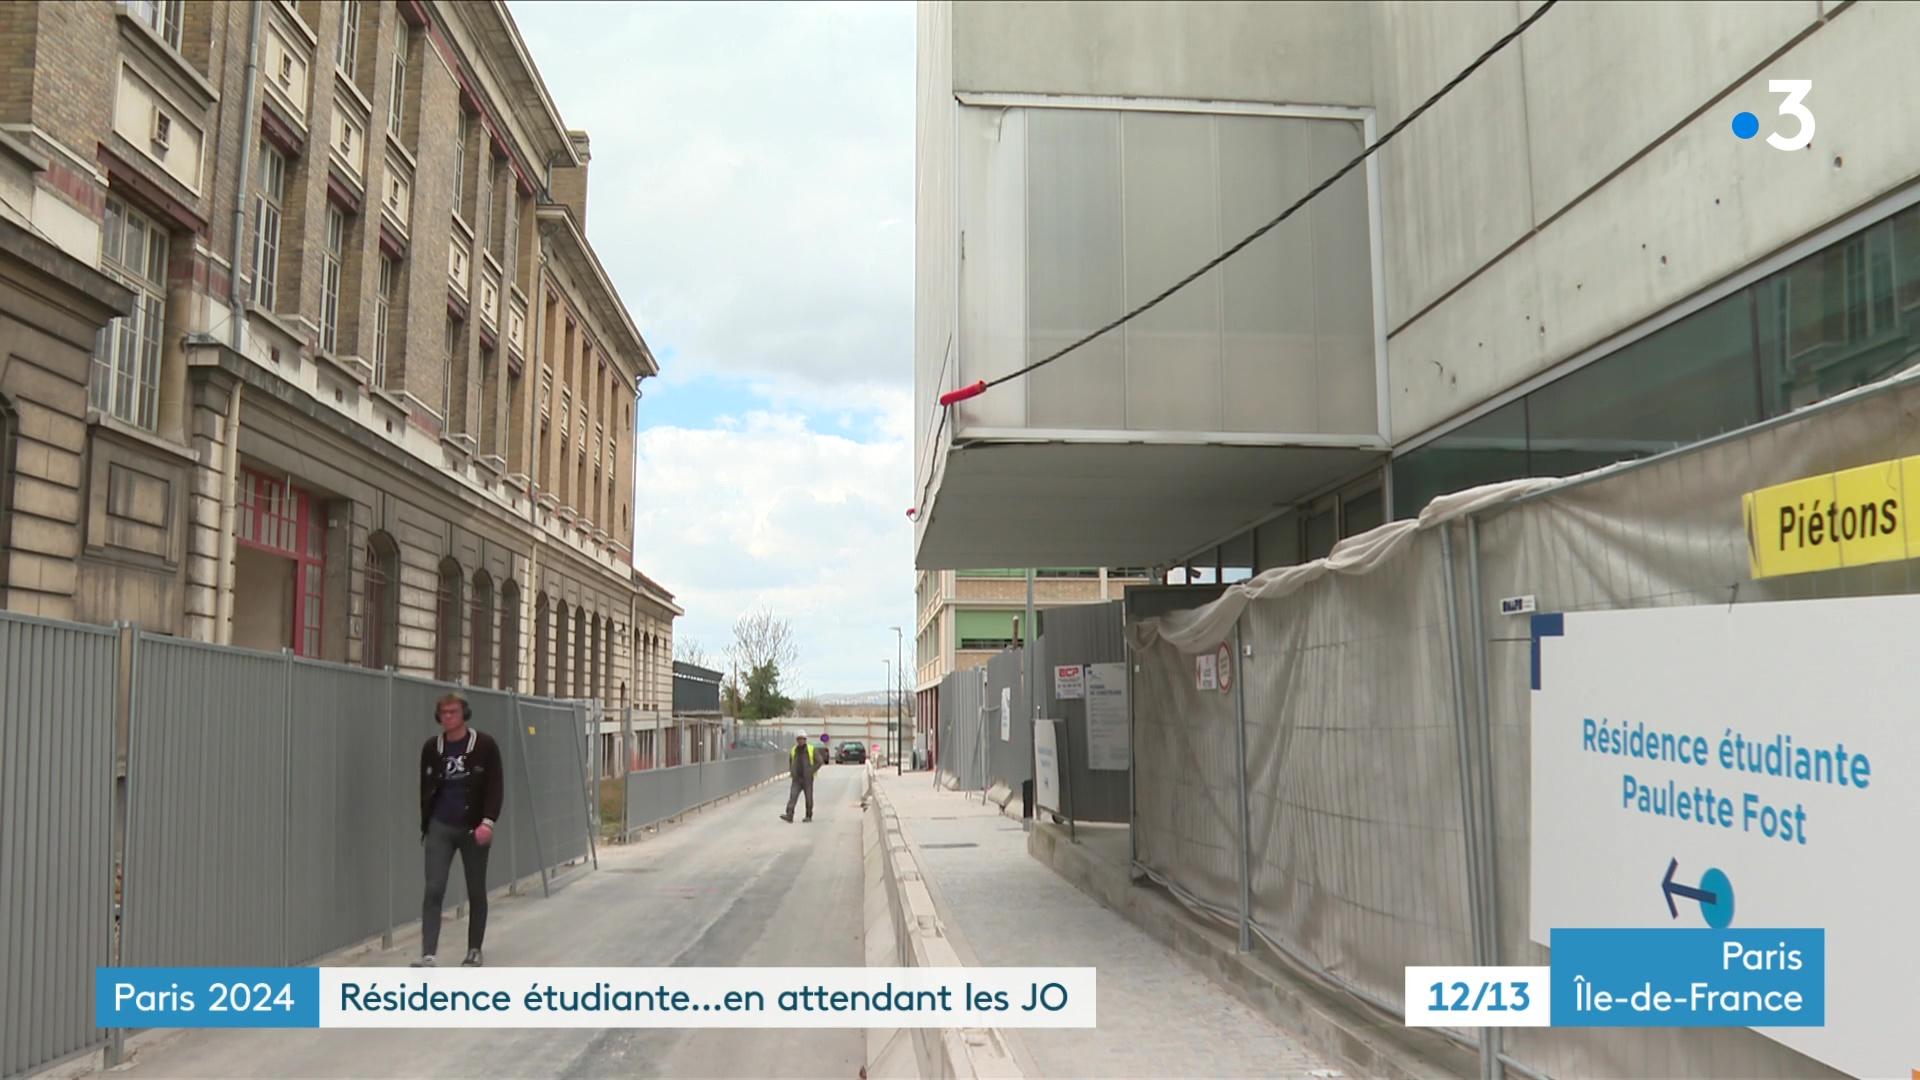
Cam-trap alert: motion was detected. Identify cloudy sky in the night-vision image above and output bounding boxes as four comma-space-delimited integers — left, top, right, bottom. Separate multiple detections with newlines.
513, 1, 916, 696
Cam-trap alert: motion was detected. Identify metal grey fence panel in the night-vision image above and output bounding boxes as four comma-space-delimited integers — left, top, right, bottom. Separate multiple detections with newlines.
623, 753, 783, 836
625, 762, 693, 832
982, 647, 1029, 792
285, 658, 391, 966
1036, 601, 1130, 823
467, 686, 539, 892
518, 697, 591, 870
1, 614, 119, 1079
124, 636, 291, 967
938, 670, 987, 790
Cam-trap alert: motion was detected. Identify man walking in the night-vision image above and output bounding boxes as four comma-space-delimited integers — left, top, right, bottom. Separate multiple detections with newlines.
782, 732, 818, 823
413, 692, 504, 967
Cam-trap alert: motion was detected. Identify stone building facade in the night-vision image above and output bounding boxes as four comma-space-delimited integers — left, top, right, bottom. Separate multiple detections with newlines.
0, 0, 675, 706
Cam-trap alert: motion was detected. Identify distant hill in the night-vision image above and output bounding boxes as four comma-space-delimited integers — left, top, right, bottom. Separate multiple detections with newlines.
815, 690, 906, 707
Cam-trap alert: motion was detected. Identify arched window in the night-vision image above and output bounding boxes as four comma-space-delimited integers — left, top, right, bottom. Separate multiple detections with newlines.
499, 579, 520, 690
470, 569, 494, 687
362, 532, 399, 669
643, 631, 654, 710
435, 556, 463, 682
533, 592, 550, 695
601, 617, 614, 701
555, 601, 572, 697
572, 605, 587, 700
586, 609, 601, 703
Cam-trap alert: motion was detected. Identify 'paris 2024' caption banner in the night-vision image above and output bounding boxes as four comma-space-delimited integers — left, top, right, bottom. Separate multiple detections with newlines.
97, 967, 1096, 1029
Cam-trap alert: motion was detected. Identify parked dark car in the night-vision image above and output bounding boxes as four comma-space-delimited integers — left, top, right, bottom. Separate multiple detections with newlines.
836, 741, 867, 764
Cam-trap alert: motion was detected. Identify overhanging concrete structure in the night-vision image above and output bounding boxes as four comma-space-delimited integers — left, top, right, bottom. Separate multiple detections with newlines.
916, 440, 1383, 570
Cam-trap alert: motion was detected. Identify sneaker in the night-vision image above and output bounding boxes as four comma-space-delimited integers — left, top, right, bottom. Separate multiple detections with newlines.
410, 955, 436, 967
780, 813, 793, 823
462, 949, 483, 967
804, 815, 812, 822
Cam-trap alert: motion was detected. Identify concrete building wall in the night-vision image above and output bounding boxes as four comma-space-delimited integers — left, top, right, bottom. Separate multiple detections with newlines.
0, 212, 131, 621
917, 1, 1920, 571
1377, 1, 1919, 442
911, 0, 953, 555
949, 0, 1372, 106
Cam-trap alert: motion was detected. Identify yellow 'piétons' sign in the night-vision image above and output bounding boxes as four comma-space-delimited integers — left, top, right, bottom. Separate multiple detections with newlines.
1743, 457, 1912, 579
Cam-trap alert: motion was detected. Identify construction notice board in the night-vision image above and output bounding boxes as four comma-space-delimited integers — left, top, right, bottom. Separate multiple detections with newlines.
1034, 718, 1062, 817
1085, 663, 1128, 771
1529, 596, 1920, 1079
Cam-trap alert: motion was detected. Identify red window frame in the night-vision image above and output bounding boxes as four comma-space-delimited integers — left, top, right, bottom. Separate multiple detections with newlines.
235, 468, 325, 657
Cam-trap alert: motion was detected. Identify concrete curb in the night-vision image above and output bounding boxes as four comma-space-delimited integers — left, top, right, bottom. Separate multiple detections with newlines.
1025, 823, 1476, 1080
863, 769, 1024, 1080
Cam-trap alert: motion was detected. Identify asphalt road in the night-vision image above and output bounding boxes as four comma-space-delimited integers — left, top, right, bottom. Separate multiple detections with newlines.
100, 766, 869, 1079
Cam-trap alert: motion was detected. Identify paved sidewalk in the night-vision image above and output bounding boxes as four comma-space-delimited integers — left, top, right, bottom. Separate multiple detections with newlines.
875, 772, 1340, 1079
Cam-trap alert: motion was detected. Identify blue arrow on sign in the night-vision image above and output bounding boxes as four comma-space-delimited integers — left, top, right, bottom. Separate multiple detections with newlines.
1662, 857, 1718, 918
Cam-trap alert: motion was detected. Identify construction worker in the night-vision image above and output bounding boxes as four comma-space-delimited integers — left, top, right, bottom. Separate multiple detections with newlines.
782, 733, 819, 822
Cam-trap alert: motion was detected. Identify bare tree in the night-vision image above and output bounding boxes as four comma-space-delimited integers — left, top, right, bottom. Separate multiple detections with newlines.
675, 637, 712, 669
726, 608, 799, 676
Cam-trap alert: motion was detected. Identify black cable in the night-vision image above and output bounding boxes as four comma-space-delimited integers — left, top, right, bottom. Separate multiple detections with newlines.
978, 0, 1560, 394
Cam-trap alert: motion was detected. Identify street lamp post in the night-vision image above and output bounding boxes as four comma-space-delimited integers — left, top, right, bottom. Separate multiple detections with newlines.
889, 625, 903, 774
881, 658, 891, 765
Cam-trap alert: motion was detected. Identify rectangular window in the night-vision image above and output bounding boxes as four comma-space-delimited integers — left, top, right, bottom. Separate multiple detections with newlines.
92, 196, 169, 430
443, 314, 458, 419
124, 0, 184, 49
1302, 503, 1337, 562
252, 146, 286, 309
335, 0, 359, 73
373, 255, 395, 385
320, 206, 344, 352
453, 111, 469, 212
1340, 487, 1385, 539
388, 22, 408, 136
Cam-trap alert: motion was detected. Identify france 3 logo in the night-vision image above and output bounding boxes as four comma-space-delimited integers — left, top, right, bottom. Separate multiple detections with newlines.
1732, 81, 1814, 151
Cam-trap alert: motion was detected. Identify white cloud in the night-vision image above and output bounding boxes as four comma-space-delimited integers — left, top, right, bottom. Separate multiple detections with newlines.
509, 1, 919, 693
633, 411, 914, 694
513, 1, 914, 393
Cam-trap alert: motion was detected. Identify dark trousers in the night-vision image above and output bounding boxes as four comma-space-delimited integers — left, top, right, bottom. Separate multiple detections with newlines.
785, 773, 814, 818
422, 818, 490, 956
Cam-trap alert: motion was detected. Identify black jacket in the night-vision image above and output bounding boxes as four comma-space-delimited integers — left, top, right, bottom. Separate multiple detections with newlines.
418, 729, 505, 837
